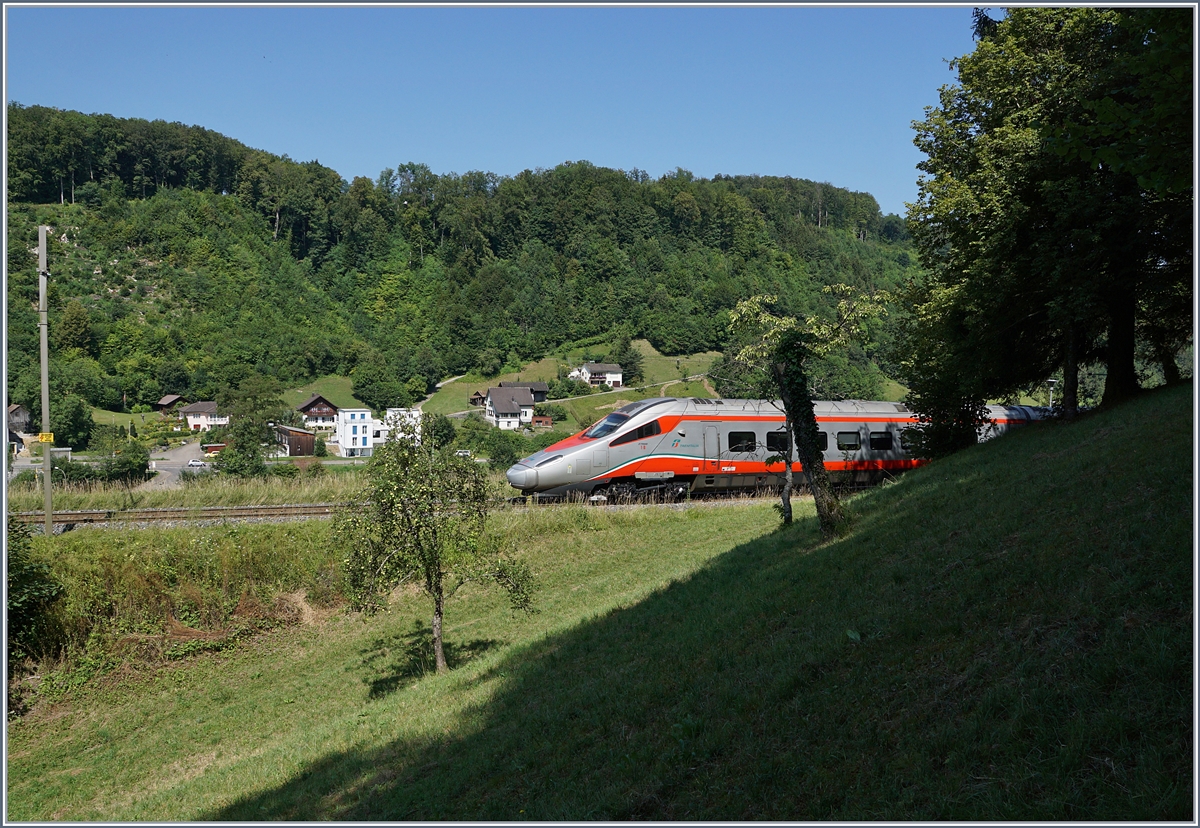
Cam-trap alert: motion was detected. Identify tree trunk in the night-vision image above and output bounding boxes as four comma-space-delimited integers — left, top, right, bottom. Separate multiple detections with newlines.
1102, 291, 1140, 406
1157, 343, 1182, 386
432, 580, 448, 674
777, 410, 794, 525
1062, 325, 1079, 419
773, 332, 844, 538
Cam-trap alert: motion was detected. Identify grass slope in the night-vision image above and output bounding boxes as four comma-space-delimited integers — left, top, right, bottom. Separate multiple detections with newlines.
6, 384, 1191, 820
420, 340, 719, 417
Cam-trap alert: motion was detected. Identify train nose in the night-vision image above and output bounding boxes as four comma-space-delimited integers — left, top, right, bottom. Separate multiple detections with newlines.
505, 463, 538, 491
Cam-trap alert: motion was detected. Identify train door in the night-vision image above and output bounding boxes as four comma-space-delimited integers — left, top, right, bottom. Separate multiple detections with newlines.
702, 423, 720, 473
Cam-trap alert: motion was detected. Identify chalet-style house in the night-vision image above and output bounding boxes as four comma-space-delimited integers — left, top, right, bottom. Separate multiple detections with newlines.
154, 394, 186, 413
297, 394, 338, 430
469, 391, 486, 407
485, 387, 535, 430
179, 401, 230, 431
570, 363, 623, 388
498, 380, 549, 403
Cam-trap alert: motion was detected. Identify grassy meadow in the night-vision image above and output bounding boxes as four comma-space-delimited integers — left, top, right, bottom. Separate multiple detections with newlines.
5, 383, 1192, 820
419, 340, 720, 419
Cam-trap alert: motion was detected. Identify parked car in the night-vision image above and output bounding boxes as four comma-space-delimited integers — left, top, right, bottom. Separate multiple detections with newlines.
454, 449, 472, 458
187, 459, 208, 468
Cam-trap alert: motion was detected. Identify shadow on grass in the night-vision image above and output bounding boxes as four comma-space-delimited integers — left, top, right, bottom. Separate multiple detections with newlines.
203, 388, 1193, 821
361, 619, 502, 699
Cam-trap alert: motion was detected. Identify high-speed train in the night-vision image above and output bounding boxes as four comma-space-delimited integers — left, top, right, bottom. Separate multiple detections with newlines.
505, 397, 1044, 499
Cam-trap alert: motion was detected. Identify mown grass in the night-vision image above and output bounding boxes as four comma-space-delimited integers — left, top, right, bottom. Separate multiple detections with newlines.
283, 375, 368, 411
6, 383, 1192, 820
419, 340, 719, 417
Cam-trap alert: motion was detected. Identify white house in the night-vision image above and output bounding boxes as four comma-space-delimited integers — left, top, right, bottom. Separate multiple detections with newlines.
335, 407, 422, 456
179, 401, 230, 431
570, 362, 623, 388
485, 387, 535, 430
335, 408, 375, 457
377, 408, 421, 444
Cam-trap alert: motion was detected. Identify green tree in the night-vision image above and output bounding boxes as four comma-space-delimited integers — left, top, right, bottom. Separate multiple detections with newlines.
724, 288, 887, 534
49, 393, 94, 449
54, 300, 93, 355
335, 417, 534, 673
609, 328, 645, 385
905, 8, 1192, 421
213, 376, 286, 477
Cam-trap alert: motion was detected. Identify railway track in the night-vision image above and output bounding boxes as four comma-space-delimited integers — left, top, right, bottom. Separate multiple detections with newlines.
14, 503, 343, 527
14, 492, 792, 529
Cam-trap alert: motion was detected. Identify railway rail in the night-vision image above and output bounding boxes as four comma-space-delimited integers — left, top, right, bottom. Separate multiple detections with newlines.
14, 492, 791, 529
14, 502, 342, 527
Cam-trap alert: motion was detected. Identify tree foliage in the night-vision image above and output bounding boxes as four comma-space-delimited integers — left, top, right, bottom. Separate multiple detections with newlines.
335, 417, 535, 673
8, 106, 917, 421
903, 7, 1192, 436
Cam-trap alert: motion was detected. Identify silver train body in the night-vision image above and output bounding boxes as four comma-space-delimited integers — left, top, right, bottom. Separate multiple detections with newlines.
505, 397, 1044, 498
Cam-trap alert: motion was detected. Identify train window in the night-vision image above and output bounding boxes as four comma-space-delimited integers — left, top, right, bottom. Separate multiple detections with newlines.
766, 431, 789, 453
584, 412, 630, 439
836, 431, 861, 451
610, 420, 662, 447
728, 431, 757, 452
819, 432, 829, 452
869, 431, 893, 451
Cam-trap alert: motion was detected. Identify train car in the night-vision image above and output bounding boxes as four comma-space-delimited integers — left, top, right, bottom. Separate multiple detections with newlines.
505, 397, 1043, 499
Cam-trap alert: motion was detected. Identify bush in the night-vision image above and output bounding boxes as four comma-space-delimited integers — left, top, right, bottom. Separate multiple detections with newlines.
6, 516, 64, 664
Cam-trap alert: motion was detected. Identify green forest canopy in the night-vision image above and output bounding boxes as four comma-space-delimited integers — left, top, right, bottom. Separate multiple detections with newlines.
7, 102, 917, 446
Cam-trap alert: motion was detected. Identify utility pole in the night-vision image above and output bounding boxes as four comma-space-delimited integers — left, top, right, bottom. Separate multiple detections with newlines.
38, 226, 53, 536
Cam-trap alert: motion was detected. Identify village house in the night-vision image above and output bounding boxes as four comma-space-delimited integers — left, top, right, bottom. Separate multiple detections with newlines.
485, 386, 535, 430
498, 381, 549, 403
335, 408, 374, 457
570, 363, 624, 388
179, 401, 230, 431
334, 407, 421, 457
296, 393, 338, 430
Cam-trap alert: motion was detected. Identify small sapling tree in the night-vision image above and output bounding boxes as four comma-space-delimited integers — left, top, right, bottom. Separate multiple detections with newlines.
336, 415, 534, 673
723, 288, 889, 536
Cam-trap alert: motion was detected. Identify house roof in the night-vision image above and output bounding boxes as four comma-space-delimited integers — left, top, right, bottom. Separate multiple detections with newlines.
8, 403, 27, 414
180, 401, 220, 415
275, 424, 315, 436
584, 363, 622, 373
499, 381, 549, 393
487, 386, 534, 415
156, 394, 185, 406
297, 393, 338, 413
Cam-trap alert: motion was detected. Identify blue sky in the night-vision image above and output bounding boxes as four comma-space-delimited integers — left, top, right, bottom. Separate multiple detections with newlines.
5, 5, 979, 216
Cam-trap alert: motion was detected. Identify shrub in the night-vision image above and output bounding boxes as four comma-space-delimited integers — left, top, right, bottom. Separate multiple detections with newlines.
6, 516, 64, 664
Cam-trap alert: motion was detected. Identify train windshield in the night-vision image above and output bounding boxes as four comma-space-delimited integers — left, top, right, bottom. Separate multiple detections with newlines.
584, 412, 630, 439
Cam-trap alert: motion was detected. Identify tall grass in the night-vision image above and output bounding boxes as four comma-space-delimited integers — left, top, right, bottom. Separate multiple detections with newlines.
7, 466, 368, 512
6, 384, 1191, 821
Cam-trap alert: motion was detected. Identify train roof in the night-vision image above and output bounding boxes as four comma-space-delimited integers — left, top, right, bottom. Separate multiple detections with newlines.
627, 398, 912, 416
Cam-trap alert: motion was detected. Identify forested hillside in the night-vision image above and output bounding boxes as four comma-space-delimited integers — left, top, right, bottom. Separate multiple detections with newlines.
7, 103, 917, 438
